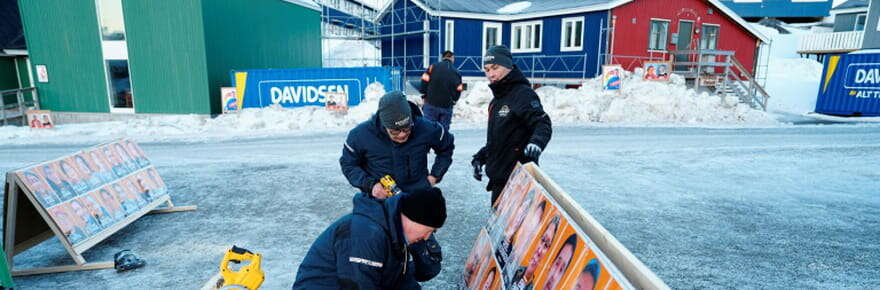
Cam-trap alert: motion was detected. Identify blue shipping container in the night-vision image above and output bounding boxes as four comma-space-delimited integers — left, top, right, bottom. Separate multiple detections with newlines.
815, 53, 880, 116
230, 67, 394, 109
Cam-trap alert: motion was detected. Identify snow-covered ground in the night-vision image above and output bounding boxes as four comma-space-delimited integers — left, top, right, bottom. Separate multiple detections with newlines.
4, 126, 878, 289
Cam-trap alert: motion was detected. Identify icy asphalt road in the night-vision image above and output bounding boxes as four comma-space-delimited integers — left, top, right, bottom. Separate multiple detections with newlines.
2, 125, 879, 289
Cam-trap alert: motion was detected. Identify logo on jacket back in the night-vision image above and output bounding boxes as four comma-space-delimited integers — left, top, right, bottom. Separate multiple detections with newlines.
498, 105, 510, 117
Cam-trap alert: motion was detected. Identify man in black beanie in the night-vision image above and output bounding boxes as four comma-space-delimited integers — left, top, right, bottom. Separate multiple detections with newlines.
340, 91, 454, 198
294, 188, 447, 289
472, 45, 553, 207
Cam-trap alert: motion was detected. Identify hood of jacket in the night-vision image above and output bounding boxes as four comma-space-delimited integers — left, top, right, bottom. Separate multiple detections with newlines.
351, 193, 406, 248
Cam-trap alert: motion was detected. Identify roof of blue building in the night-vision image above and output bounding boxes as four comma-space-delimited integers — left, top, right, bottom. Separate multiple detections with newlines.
378, 0, 769, 43
423, 0, 614, 15
832, 0, 868, 10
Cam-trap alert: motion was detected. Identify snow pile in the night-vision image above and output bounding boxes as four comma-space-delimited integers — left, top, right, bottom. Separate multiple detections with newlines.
454, 70, 778, 125
0, 83, 387, 145
764, 58, 823, 114
748, 22, 825, 115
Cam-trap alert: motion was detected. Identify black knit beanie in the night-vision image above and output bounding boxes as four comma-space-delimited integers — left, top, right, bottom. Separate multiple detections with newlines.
378, 91, 412, 130
484, 45, 513, 69
400, 187, 446, 228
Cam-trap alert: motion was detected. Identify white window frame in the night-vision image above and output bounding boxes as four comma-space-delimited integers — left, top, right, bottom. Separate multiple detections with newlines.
648, 18, 670, 52
445, 20, 454, 52
511, 20, 543, 53
560, 16, 584, 52
700, 23, 720, 50
877, 16, 880, 31
423, 20, 430, 68
855, 13, 867, 31
95, 0, 134, 114
482, 22, 502, 58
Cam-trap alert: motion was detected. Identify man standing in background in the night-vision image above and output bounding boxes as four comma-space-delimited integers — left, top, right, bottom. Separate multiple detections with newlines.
472, 45, 552, 206
419, 50, 463, 131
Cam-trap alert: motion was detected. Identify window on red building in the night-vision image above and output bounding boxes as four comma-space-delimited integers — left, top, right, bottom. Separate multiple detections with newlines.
648, 19, 669, 51
700, 24, 719, 50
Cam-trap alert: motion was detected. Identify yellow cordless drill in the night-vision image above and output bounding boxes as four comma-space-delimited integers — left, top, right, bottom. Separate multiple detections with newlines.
217, 246, 264, 290
380, 175, 402, 197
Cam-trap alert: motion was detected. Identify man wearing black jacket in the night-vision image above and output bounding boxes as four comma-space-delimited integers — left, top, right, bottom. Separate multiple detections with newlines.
419, 50, 463, 131
472, 45, 552, 206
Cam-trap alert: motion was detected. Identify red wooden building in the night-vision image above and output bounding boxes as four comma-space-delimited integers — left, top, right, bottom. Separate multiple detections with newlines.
609, 0, 769, 74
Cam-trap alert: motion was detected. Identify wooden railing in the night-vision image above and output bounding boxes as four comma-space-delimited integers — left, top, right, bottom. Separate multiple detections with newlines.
727, 56, 770, 111
798, 31, 864, 54
670, 50, 770, 111
0, 87, 39, 126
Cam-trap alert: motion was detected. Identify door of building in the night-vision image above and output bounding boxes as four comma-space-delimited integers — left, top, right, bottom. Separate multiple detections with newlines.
674, 20, 694, 72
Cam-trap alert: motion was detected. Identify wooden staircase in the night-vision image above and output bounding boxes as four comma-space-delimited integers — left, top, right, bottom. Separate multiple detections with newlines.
670, 50, 770, 111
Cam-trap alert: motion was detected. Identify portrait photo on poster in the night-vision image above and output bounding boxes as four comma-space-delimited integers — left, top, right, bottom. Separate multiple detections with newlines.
464, 230, 493, 289
505, 212, 568, 289
643, 61, 671, 81
18, 169, 62, 208
26, 110, 54, 129
602, 65, 623, 90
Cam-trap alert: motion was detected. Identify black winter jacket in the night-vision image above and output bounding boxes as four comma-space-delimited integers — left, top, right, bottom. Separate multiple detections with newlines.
473, 67, 552, 189
419, 59, 463, 108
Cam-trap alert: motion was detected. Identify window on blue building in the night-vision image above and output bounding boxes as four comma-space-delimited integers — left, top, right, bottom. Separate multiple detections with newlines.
512, 20, 542, 53
561, 17, 584, 52
445, 20, 455, 52
855, 14, 867, 31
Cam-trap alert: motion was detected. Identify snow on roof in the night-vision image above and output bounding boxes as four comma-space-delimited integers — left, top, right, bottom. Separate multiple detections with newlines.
497, 1, 532, 14
832, 0, 868, 10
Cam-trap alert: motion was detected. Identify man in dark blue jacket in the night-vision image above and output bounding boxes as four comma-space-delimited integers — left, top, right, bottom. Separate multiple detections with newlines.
340, 91, 454, 198
293, 188, 447, 289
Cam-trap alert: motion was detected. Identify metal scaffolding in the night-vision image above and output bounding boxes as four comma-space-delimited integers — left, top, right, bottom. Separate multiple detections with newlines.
319, 0, 442, 89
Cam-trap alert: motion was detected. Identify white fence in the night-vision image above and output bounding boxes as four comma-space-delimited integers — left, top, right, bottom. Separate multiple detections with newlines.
798, 31, 864, 53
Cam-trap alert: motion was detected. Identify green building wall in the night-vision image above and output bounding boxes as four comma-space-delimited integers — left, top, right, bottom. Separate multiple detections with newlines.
123, 0, 212, 114
18, 0, 322, 115
201, 0, 322, 114
17, 0, 109, 113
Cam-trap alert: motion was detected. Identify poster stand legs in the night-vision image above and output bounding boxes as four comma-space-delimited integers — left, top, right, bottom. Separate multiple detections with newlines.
148, 200, 198, 215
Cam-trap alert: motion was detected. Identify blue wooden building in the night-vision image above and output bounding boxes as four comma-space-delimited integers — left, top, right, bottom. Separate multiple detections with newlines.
376, 0, 612, 81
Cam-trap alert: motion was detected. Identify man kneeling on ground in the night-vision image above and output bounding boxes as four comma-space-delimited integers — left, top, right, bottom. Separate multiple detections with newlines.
293, 188, 447, 289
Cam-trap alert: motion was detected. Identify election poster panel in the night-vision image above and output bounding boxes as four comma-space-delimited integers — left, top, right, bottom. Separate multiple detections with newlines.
465, 162, 640, 289
11, 139, 170, 248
